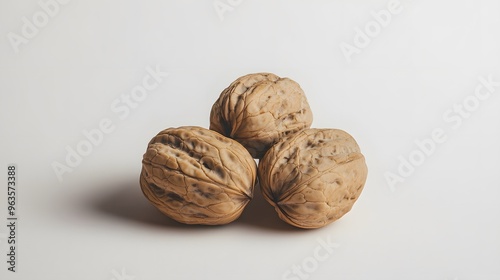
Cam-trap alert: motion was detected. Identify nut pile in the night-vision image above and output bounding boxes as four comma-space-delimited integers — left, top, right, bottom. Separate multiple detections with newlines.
140, 73, 367, 228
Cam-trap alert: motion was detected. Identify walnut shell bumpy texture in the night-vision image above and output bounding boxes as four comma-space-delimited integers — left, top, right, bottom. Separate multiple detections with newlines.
258, 129, 368, 229
140, 126, 257, 225
210, 73, 313, 159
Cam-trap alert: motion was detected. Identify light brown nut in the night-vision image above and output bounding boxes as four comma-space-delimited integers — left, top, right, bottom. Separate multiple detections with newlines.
258, 128, 368, 229
210, 73, 313, 159
140, 126, 257, 225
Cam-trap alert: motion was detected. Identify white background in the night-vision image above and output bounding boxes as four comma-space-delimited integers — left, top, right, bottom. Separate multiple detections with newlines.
1, 0, 499, 279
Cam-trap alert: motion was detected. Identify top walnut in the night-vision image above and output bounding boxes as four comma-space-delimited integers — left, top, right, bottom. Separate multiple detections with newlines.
210, 73, 313, 158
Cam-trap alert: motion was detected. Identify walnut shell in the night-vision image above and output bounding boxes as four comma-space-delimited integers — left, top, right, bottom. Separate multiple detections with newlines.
210, 73, 313, 159
258, 128, 368, 229
140, 126, 257, 225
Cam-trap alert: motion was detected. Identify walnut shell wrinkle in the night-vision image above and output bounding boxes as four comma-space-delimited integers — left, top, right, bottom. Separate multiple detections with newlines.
258, 128, 368, 229
140, 126, 257, 225
210, 73, 313, 159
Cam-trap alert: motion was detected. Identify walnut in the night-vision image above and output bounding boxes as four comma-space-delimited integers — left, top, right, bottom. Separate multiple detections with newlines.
258, 128, 368, 229
210, 73, 313, 159
140, 126, 257, 225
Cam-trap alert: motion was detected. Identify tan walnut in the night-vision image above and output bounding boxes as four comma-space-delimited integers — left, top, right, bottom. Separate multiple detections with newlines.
140, 126, 257, 225
210, 73, 313, 159
258, 128, 368, 229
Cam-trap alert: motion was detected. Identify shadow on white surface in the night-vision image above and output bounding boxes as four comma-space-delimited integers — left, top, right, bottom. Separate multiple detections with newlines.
90, 178, 302, 232
91, 179, 196, 229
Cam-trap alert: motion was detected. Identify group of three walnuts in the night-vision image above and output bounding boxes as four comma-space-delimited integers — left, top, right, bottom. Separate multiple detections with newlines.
140, 73, 368, 229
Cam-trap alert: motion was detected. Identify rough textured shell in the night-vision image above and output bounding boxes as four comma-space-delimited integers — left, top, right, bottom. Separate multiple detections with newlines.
258, 128, 368, 229
140, 126, 257, 225
210, 73, 313, 159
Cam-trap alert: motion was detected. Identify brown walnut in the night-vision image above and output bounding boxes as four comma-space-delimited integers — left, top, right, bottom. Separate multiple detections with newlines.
140, 126, 257, 225
258, 128, 368, 229
210, 73, 313, 159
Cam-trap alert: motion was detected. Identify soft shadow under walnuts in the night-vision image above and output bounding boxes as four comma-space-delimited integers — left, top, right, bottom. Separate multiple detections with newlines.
91, 179, 195, 229
91, 178, 299, 232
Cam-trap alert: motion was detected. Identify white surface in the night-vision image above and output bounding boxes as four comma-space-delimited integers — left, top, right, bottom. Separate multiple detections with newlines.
1, 0, 500, 279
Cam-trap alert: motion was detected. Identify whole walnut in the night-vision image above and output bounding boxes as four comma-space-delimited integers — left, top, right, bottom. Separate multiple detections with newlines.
140, 126, 257, 225
258, 128, 368, 229
210, 73, 313, 159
